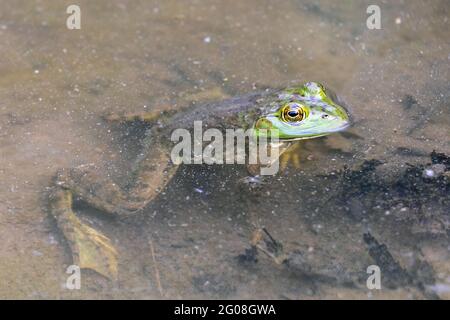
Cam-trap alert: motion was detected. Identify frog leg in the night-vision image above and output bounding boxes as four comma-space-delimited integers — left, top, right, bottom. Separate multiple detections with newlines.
49, 187, 119, 280
279, 141, 303, 171
246, 141, 292, 176
49, 143, 179, 280
243, 143, 294, 265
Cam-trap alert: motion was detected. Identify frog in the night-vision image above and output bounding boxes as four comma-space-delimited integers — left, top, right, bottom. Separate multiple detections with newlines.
48, 82, 351, 280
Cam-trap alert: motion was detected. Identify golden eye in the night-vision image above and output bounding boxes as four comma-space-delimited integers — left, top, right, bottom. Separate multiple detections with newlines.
281, 103, 305, 122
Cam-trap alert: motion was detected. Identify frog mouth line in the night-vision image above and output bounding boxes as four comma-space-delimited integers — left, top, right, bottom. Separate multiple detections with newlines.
276, 122, 352, 141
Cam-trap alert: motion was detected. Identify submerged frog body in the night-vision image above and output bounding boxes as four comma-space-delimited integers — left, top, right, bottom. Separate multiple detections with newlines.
49, 82, 351, 279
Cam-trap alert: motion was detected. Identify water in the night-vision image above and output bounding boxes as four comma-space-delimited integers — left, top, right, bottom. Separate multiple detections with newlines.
0, 0, 449, 299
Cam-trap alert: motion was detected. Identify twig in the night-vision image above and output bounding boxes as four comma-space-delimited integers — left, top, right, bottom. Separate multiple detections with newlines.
149, 239, 164, 297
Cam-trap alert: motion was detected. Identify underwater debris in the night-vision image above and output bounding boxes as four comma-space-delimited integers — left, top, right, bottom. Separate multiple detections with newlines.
363, 232, 439, 299
339, 159, 385, 198
237, 228, 358, 287
236, 246, 259, 266
431, 150, 450, 170
331, 152, 450, 235
363, 232, 412, 288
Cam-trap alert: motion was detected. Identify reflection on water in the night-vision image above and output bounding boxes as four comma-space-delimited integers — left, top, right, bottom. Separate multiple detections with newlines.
0, 0, 449, 299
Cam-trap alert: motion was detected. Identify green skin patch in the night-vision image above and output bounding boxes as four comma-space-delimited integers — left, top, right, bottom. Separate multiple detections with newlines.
253, 82, 351, 140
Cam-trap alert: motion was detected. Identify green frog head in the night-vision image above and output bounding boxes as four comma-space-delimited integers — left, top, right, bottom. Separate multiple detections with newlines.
254, 82, 351, 140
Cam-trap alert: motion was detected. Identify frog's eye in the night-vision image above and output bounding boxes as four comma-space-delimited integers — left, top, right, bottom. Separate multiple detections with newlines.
281, 103, 305, 122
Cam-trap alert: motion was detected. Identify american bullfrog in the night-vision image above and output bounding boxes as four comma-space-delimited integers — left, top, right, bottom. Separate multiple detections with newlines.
49, 82, 351, 280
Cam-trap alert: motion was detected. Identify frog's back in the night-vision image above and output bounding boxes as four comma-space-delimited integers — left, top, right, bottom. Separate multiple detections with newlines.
161, 90, 275, 134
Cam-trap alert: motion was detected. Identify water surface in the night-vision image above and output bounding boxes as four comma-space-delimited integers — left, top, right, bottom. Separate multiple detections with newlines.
0, 0, 449, 299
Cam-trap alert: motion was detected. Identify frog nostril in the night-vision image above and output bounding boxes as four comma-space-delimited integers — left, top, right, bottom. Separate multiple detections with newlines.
322, 114, 329, 119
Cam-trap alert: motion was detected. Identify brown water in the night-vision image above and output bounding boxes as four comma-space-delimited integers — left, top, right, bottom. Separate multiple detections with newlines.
0, 0, 449, 299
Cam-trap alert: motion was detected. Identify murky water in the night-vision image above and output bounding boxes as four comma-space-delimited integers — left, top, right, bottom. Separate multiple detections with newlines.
0, 0, 449, 299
